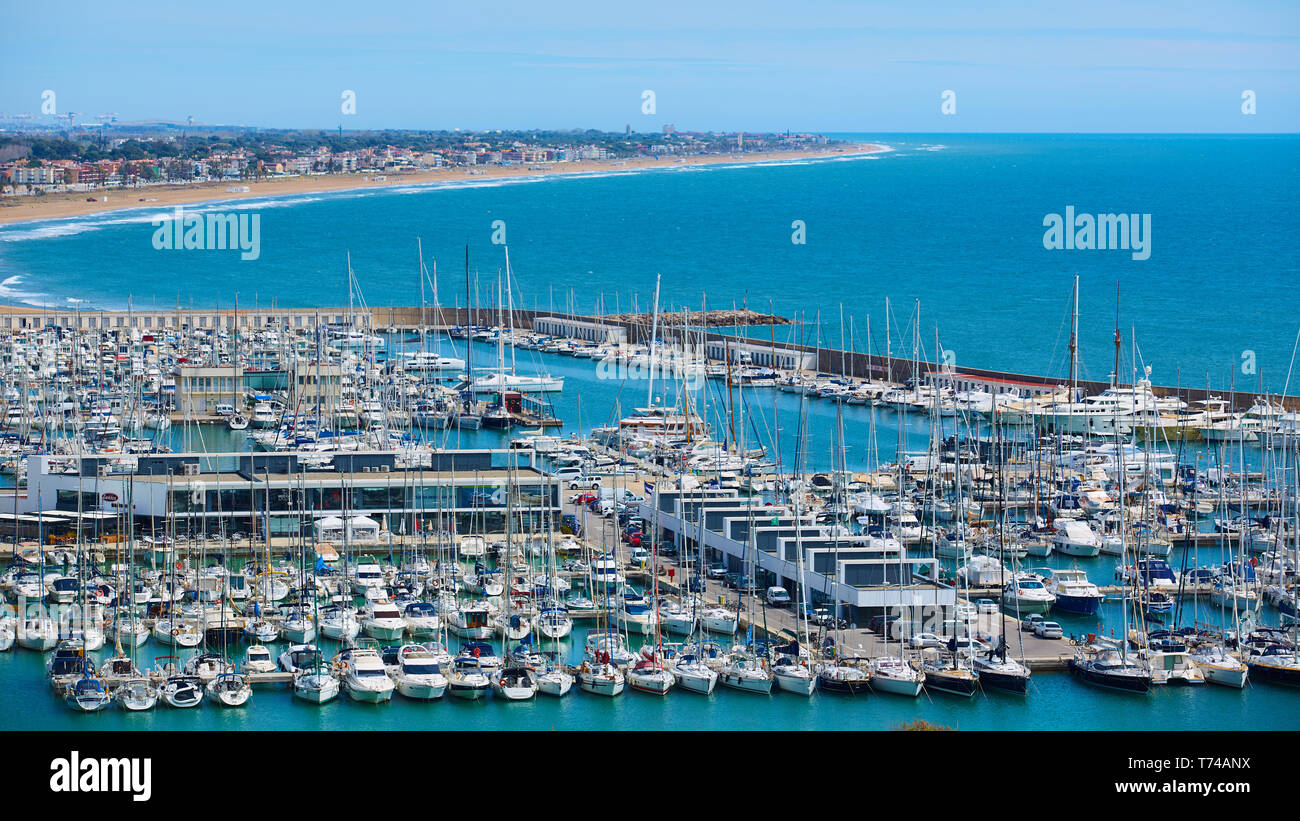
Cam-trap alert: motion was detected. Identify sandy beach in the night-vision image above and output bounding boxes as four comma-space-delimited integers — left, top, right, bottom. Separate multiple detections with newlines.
0, 144, 886, 227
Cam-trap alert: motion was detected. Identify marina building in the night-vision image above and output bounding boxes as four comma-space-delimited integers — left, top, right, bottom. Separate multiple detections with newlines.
175, 365, 243, 414
21, 449, 560, 541
639, 488, 956, 620
532, 316, 627, 343
702, 338, 816, 371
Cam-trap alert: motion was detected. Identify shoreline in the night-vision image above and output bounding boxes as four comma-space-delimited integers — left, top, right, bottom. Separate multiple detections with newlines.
0, 143, 888, 227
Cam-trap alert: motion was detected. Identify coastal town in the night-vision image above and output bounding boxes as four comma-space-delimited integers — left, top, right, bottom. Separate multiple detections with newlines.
0, 125, 836, 198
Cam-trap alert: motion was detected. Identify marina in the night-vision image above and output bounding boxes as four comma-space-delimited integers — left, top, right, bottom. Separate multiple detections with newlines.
1, 277, 1298, 731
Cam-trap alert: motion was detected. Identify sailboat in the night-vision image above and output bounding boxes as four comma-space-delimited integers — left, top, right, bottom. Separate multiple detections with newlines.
65, 672, 112, 712
293, 650, 341, 704
1068, 388, 1151, 694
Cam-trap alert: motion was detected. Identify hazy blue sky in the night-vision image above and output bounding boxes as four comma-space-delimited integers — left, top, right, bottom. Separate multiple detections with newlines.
3, 1, 1296, 132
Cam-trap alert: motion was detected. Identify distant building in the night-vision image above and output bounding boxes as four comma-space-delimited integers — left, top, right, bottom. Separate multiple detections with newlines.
533, 316, 627, 343
175, 365, 243, 414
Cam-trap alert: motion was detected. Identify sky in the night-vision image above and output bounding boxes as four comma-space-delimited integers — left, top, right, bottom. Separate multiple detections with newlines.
2, 1, 1297, 133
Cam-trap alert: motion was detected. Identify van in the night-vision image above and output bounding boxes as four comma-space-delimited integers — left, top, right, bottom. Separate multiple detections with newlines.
554, 465, 581, 481
765, 586, 791, 607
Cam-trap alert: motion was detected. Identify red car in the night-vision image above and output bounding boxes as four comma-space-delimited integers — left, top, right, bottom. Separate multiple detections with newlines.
569, 493, 598, 506
622, 530, 645, 547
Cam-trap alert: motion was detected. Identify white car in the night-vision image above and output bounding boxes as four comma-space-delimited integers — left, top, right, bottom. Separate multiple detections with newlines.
908, 632, 948, 649
1033, 621, 1063, 640
568, 476, 602, 490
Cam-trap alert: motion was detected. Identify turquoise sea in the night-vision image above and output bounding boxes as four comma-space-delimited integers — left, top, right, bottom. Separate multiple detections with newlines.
0, 134, 1297, 391
1, 134, 1298, 729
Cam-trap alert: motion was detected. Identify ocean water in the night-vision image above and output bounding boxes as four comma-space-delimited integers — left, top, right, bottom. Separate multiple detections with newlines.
1, 134, 1298, 729
0, 134, 1297, 393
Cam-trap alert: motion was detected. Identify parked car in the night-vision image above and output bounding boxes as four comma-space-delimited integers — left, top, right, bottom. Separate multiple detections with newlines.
951, 636, 992, 655
706, 563, 728, 579
628, 547, 649, 566
908, 632, 948, 649
568, 475, 602, 490
1021, 613, 1046, 632
569, 493, 598, 506
1033, 621, 1064, 640
765, 586, 792, 607
867, 613, 902, 635
807, 605, 835, 626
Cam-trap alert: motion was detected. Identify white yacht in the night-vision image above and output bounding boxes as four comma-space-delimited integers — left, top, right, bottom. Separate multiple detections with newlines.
341, 648, 395, 702
1052, 518, 1102, 557
362, 600, 407, 641
394, 647, 449, 700
1000, 571, 1057, 615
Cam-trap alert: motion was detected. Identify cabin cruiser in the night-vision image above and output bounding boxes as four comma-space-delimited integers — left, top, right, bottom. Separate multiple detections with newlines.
340, 647, 395, 702
250, 402, 279, 428
393, 646, 449, 700
1044, 567, 1103, 615
1052, 518, 1102, 557
447, 656, 492, 700
958, 554, 1008, 588
243, 644, 276, 674
349, 563, 386, 595
449, 600, 493, 639
402, 601, 441, 636
363, 599, 407, 641
1000, 571, 1056, 615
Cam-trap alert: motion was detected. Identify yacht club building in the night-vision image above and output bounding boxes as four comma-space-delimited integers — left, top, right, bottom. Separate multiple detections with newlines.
639, 488, 956, 620
22, 449, 560, 540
